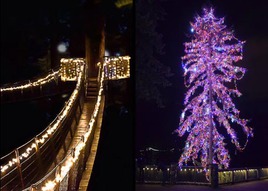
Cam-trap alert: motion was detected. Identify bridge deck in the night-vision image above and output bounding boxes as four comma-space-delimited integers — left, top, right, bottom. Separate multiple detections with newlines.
46, 99, 96, 173
78, 97, 105, 190
71, 99, 96, 146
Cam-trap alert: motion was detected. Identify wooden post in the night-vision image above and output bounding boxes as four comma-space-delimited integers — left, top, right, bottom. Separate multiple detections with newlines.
15, 149, 25, 189
67, 149, 76, 191
35, 137, 44, 176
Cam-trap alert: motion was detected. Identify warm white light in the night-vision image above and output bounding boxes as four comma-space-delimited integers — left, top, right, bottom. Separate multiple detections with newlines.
0, 59, 85, 174
39, 61, 105, 191
0, 70, 60, 92
103, 56, 130, 80
1, 56, 131, 190
42, 181, 56, 191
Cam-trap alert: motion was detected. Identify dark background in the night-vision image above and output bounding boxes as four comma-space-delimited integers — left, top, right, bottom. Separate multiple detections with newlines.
136, 0, 268, 168
1, 0, 132, 151
1, 0, 268, 175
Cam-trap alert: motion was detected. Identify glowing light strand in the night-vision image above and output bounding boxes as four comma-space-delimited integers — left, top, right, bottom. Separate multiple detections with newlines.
0, 70, 60, 93
103, 56, 130, 80
1, 56, 128, 189
0, 59, 85, 175
176, 8, 253, 171
38, 62, 105, 191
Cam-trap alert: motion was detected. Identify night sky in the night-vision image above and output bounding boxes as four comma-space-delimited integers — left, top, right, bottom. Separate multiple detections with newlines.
136, 0, 268, 168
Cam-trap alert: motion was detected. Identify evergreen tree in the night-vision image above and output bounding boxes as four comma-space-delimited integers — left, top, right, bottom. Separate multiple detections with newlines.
176, 8, 253, 169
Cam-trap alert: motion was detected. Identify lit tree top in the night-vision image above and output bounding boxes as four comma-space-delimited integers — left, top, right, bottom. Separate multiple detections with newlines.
176, 8, 253, 170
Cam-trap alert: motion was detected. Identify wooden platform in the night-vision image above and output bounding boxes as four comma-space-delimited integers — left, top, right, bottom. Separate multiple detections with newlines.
78, 96, 105, 191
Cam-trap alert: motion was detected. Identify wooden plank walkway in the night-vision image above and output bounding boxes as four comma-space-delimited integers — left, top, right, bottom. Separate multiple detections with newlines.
78, 96, 105, 191
46, 99, 96, 174
70, 99, 95, 147
41, 95, 105, 190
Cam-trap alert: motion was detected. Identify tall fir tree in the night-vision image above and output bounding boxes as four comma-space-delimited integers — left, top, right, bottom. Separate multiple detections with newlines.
176, 8, 253, 170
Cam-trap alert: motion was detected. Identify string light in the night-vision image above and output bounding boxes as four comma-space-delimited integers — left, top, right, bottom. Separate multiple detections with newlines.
176, 8, 253, 172
60, 58, 84, 81
0, 70, 60, 93
1, 56, 131, 189
103, 56, 130, 80
0, 58, 85, 93
0, 58, 85, 174
39, 60, 105, 191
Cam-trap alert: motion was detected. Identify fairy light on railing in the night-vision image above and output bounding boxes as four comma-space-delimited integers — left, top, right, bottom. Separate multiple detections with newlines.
0, 58, 85, 175
38, 62, 105, 191
0, 57, 84, 93
0, 70, 60, 93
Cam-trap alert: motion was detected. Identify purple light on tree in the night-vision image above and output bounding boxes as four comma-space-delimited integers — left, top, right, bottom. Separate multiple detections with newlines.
176, 8, 253, 171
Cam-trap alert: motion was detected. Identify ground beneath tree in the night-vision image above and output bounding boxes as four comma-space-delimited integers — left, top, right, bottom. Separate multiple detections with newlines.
136, 179, 268, 191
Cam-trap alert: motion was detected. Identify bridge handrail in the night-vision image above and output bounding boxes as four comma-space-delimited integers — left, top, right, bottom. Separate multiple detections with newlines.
0, 98, 68, 160
0, 67, 61, 93
0, 60, 85, 181
1, 56, 129, 190
136, 164, 268, 185
23, 62, 105, 190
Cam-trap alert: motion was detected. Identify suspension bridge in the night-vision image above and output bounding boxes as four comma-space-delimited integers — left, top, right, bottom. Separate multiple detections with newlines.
0, 56, 130, 190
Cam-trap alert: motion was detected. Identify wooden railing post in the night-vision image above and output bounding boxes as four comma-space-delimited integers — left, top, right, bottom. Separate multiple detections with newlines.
15, 149, 25, 189
35, 137, 44, 175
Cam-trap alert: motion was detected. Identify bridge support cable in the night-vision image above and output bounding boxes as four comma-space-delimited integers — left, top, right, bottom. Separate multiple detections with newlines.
0, 59, 85, 190
21, 61, 105, 191
1, 56, 130, 190
0, 69, 60, 93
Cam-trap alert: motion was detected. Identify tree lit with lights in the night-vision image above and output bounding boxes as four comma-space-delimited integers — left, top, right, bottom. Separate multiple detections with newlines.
176, 8, 253, 170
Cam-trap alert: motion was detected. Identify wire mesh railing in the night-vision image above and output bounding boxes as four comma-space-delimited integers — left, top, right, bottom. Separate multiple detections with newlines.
0, 59, 86, 190
0, 66, 76, 104
1, 56, 128, 190
0, 67, 60, 93
22, 60, 105, 191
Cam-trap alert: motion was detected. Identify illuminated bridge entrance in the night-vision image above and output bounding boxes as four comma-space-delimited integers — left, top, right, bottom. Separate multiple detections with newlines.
0, 56, 130, 190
